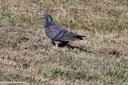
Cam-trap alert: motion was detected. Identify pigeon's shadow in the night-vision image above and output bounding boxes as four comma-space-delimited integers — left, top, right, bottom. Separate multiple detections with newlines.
66, 44, 88, 53
51, 41, 90, 53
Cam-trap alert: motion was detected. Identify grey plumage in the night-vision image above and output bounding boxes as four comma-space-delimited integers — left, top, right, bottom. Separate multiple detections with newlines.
44, 13, 85, 47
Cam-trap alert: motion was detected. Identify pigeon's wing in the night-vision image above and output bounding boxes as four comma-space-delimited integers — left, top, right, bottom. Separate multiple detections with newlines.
45, 25, 64, 40
45, 25, 85, 41
59, 31, 80, 41
53, 29, 83, 41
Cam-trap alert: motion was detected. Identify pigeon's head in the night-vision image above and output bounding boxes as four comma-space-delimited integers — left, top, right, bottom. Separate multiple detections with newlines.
43, 13, 54, 27
43, 13, 51, 18
43, 13, 53, 21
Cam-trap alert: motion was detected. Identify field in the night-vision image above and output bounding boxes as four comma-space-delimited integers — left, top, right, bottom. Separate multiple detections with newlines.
0, 0, 128, 85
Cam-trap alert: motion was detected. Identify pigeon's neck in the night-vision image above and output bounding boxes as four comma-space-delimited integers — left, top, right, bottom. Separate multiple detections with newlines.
45, 16, 54, 27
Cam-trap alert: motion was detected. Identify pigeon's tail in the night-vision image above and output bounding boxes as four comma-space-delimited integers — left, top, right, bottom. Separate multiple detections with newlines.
74, 35, 85, 40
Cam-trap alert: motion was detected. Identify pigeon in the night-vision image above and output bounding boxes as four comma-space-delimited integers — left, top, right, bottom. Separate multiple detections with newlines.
43, 13, 85, 47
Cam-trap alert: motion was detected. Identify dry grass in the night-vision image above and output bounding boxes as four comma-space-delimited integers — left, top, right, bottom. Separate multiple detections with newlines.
0, 0, 128, 85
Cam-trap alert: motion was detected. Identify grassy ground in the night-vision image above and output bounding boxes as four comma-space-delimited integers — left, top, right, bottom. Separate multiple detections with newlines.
0, 0, 128, 85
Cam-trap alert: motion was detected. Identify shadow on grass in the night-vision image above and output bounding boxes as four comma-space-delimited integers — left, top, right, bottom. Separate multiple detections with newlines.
51, 41, 92, 53
66, 44, 92, 53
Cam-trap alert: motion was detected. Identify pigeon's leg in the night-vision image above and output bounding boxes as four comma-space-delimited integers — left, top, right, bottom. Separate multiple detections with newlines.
53, 41, 62, 47
51, 41, 55, 46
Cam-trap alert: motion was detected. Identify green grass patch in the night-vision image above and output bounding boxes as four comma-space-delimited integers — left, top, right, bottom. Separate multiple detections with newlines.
43, 68, 69, 78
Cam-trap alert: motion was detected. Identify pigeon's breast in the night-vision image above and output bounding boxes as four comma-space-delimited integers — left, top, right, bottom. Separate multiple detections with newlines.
45, 25, 61, 40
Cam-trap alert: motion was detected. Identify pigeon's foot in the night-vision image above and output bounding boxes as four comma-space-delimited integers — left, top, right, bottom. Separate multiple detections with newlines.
54, 41, 61, 47
53, 46, 58, 50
